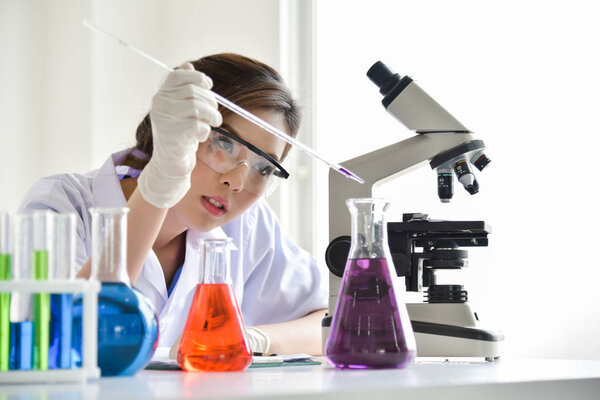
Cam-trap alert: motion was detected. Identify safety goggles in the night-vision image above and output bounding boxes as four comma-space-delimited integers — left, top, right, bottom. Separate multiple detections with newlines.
198, 127, 289, 195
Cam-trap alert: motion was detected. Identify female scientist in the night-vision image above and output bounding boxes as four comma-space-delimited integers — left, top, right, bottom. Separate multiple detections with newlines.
19, 53, 328, 355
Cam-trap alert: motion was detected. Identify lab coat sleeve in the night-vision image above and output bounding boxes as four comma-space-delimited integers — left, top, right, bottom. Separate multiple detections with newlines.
18, 173, 93, 271
240, 199, 327, 326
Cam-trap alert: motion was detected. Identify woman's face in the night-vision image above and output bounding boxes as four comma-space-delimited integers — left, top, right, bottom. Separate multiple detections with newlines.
169, 108, 288, 232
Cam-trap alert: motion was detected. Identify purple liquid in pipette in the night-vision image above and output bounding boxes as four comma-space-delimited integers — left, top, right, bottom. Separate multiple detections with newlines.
326, 258, 415, 369
339, 168, 364, 184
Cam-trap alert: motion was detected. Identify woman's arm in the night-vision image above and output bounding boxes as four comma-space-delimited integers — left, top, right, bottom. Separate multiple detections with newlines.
77, 64, 220, 283
76, 188, 168, 284
254, 308, 328, 356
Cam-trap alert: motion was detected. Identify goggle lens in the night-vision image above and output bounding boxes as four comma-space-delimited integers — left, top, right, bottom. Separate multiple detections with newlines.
198, 128, 289, 195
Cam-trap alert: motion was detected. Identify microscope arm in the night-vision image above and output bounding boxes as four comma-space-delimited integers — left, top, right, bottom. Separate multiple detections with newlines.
328, 131, 478, 242
325, 132, 480, 314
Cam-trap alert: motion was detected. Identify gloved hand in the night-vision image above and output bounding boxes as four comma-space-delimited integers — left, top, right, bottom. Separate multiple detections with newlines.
138, 62, 222, 208
245, 326, 271, 354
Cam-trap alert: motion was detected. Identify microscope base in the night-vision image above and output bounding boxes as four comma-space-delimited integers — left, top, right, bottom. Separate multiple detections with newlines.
411, 320, 504, 360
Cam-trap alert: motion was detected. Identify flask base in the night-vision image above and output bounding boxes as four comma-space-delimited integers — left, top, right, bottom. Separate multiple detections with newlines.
326, 350, 415, 370
178, 349, 252, 372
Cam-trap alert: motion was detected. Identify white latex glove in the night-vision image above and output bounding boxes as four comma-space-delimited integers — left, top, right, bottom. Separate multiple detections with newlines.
138, 62, 222, 208
245, 326, 271, 354
168, 326, 271, 360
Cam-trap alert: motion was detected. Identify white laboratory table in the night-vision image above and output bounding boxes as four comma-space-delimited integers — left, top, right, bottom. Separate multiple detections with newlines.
2, 358, 600, 400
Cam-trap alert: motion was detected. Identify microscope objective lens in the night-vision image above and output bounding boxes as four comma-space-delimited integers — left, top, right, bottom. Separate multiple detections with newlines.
473, 154, 491, 171
437, 171, 453, 203
452, 160, 478, 194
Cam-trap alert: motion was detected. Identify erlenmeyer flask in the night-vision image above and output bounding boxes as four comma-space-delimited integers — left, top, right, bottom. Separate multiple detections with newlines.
177, 238, 251, 372
72, 208, 159, 376
325, 198, 416, 369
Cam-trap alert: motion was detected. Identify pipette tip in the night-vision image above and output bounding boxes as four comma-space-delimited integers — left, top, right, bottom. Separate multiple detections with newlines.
339, 168, 365, 184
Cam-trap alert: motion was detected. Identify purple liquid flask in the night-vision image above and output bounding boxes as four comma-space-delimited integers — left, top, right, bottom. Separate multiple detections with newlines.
325, 198, 416, 369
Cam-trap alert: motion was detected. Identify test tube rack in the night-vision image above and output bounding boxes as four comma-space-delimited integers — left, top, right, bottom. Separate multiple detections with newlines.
0, 279, 100, 383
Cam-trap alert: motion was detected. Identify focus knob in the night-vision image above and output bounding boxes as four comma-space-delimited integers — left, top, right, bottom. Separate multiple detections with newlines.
325, 236, 351, 277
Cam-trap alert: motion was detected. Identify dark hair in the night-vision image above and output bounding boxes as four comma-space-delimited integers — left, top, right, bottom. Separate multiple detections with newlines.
132, 53, 301, 167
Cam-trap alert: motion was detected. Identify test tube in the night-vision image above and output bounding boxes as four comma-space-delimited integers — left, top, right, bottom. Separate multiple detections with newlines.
0, 212, 11, 371
48, 213, 75, 369
32, 210, 54, 370
10, 213, 34, 370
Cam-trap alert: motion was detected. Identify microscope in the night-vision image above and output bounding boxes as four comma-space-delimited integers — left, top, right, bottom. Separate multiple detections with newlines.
322, 61, 504, 361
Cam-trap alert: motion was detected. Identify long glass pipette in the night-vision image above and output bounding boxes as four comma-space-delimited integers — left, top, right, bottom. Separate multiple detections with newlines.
82, 19, 364, 184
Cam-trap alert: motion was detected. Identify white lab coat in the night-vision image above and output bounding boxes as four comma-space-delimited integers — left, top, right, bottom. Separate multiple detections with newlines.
19, 148, 327, 347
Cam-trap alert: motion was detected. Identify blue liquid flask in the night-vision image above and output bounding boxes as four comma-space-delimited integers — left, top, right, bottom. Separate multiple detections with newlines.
72, 208, 158, 376
72, 282, 158, 375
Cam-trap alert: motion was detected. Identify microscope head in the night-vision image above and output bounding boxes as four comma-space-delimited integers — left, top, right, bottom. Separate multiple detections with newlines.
367, 61, 491, 203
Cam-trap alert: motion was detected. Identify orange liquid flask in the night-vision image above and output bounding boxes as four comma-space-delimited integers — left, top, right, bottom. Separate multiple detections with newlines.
177, 238, 252, 372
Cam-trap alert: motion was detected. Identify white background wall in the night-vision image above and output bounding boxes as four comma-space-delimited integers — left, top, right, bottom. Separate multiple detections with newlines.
0, 0, 316, 250
2, 0, 600, 361
315, 0, 600, 360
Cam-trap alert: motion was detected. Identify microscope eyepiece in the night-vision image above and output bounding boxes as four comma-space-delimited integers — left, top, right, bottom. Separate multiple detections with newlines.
367, 61, 402, 95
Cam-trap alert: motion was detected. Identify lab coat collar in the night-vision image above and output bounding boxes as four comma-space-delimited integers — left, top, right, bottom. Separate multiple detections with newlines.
91, 148, 131, 208
151, 228, 230, 304
142, 227, 233, 311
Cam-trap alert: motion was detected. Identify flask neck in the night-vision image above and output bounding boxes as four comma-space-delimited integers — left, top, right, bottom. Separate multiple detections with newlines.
90, 208, 130, 285
348, 198, 389, 260
202, 238, 233, 284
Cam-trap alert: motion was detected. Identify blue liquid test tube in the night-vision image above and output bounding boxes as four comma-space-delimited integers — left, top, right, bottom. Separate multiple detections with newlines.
9, 321, 32, 370
9, 213, 34, 370
48, 213, 75, 369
